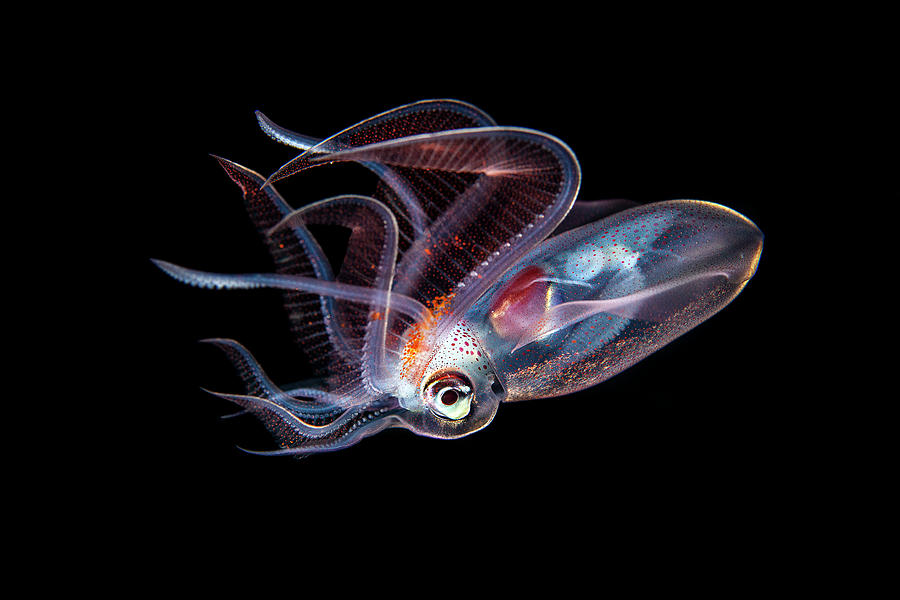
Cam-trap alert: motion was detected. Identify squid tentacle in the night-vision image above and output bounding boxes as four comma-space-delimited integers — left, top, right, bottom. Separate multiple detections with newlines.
238, 406, 404, 456
201, 338, 342, 405
256, 112, 428, 237
255, 111, 320, 150
213, 156, 358, 365
270, 195, 399, 391
152, 259, 434, 325
208, 388, 403, 452
219, 410, 250, 420
201, 389, 363, 434
258, 99, 496, 187
256, 100, 496, 238
200, 338, 347, 422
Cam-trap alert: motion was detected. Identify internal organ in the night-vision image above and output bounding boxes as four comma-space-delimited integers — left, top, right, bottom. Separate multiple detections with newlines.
488, 266, 550, 340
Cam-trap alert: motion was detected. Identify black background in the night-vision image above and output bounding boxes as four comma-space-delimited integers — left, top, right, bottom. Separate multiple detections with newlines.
120, 41, 809, 557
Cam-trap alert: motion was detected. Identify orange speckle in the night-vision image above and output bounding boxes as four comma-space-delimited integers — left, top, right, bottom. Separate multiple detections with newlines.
399, 321, 428, 378
397, 293, 457, 381
428, 293, 455, 320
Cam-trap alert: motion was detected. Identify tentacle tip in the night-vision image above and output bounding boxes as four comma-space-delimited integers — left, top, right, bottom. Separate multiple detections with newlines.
236, 445, 306, 459
219, 410, 248, 420
255, 111, 278, 137
198, 386, 226, 398
151, 258, 178, 278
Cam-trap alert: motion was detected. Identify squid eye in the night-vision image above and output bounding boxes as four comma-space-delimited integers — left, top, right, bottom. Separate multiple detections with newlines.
424, 373, 473, 421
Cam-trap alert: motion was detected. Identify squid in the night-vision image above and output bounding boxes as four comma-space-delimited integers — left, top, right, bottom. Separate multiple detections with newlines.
155, 99, 763, 456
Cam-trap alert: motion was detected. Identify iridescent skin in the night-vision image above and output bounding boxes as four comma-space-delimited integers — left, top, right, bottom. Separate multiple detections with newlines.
155, 99, 763, 456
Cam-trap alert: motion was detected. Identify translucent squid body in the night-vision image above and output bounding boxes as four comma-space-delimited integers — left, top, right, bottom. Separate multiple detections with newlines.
155, 99, 763, 456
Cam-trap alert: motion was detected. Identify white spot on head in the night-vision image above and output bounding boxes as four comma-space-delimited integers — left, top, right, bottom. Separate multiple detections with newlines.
397, 380, 418, 409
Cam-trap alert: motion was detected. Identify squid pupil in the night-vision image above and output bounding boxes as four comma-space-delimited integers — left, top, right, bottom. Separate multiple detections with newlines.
440, 389, 459, 405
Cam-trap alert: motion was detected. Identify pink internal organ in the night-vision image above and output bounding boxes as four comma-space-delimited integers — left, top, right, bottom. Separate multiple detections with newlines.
488, 266, 550, 340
